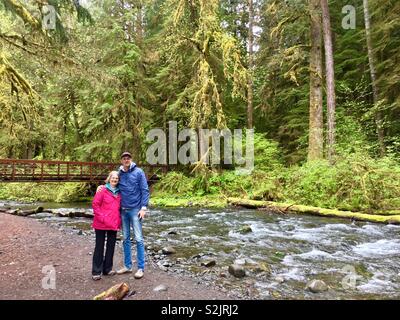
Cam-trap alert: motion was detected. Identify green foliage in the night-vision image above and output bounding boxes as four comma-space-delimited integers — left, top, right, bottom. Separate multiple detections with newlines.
0, 182, 89, 203
1, 0, 400, 215
154, 152, 400, 212
156, 172, 194, 194
283, 154, 400, 211
253, 133, 284, 171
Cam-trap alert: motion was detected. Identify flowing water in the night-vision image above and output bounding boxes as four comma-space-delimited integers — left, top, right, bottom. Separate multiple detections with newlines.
4, 201, 400, 299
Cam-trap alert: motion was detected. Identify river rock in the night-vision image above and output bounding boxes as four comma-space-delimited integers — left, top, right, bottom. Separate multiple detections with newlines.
153, 284, 168, 292
191, 253, 204, 260
201, 260, 216, 267
306, 279, 328, 293
159, 266, 168, 272
228, 264, 246, 278
162, 246, 176, 254
234, 258, 246, 265
162, 261, 172, 267
253, 262, 272, 274
238, 225, 252, 234
274, 276, 285, 283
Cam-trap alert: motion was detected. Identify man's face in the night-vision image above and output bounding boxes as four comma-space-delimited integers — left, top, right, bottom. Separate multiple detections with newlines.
121, 156, 132, 166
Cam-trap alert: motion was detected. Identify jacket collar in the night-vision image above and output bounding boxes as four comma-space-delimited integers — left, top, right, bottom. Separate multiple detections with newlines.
119, 162, 137, 173
105, 182, 120, 195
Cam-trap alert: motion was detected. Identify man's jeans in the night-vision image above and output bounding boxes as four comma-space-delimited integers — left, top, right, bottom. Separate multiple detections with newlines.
121, 208, 145, 270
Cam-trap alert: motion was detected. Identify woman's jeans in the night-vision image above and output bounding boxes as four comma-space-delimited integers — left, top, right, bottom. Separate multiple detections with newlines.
121, 208, 145, 270
92, 229, 117, 276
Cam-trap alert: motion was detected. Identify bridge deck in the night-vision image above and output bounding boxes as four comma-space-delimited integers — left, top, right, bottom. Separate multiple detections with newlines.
0, 159, 168, 183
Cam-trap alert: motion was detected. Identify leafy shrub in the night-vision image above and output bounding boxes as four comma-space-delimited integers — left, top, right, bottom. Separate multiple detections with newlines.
283, 153, 400, 210
253, 133, 284, 171
0, 182, 89, 203
155, 172, 194, 195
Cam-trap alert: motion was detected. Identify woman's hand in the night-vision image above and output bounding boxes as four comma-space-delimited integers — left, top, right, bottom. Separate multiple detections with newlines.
96, 185, 104, 193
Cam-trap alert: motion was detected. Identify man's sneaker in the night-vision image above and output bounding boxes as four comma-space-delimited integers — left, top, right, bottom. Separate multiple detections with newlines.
92, 275, 101, 281
117, 267, 132, 275
134, 269, 144, 279
104, 270, 116, 276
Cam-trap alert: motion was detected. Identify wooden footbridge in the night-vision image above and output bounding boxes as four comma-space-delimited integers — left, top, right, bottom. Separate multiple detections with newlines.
0, 159, 169, 184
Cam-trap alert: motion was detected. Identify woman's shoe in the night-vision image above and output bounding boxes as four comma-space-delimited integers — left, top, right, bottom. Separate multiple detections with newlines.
104, 270, 116, 276
92, 275, 102, 281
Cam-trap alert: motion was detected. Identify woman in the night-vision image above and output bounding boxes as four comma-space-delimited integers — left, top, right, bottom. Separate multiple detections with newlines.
91, 171, 121, 280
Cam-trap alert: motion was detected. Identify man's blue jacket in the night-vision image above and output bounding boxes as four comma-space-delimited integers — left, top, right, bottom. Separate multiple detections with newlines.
118, 162, 150, 209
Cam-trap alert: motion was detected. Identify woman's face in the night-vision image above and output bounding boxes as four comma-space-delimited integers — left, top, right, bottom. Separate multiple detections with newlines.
110, 175, 119, 187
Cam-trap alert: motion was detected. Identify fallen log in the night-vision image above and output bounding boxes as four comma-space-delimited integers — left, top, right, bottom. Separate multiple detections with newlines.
16, 206, 44, 217
0, 206, 11, 213
93, 282, 130, 300
227, 197, 400, 225
1, 206, 44, 217
72, 210, 94, 219
54, 209, 94, 219
5, 209, 20, 215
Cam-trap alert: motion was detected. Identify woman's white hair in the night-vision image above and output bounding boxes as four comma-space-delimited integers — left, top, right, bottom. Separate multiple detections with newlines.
105, 171, 119, 183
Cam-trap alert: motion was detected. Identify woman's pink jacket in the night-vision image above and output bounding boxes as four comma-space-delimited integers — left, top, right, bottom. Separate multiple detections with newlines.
91, 188, 121, 231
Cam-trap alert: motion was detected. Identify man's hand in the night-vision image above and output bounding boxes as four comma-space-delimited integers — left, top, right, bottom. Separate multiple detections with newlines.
138, 209, 146, 220
96, 185, 105, 193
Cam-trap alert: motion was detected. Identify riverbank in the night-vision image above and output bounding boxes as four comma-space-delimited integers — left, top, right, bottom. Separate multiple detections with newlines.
0, 212, 231, 300
2, 191, 400, 225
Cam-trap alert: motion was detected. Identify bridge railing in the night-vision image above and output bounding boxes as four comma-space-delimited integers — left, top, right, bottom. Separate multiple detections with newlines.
0, 159, 169, 183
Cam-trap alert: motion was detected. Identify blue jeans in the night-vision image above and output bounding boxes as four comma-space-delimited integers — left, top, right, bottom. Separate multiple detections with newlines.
121, 208, 145, 270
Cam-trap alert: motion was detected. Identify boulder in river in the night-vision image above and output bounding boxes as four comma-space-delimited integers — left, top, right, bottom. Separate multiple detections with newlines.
238, 225, 253, 234
306, 279, 328, 293
228, 264, 246, 278
253, 262, 272, 274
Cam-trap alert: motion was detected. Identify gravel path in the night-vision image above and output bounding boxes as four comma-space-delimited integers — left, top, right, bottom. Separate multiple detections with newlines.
0, 213, 231, 300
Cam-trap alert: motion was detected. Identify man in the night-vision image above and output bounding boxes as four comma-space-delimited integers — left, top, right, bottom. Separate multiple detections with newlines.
115, 151, 150, 279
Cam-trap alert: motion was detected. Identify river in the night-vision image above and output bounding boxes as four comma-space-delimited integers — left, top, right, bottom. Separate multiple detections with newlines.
3, 201, 400, 299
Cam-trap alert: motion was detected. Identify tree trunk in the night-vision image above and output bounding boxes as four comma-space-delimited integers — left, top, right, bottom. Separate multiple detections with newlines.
247, 0, 254, 129
363, 0, 385, 156
320, 0, 336, 164
308, 0, 324, 161
133, 0, 144, 162
61, 113, 68, 160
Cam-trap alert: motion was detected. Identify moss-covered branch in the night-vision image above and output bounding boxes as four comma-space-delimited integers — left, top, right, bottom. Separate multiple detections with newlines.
2, 0, 41, 30
227, 197, 400, 224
